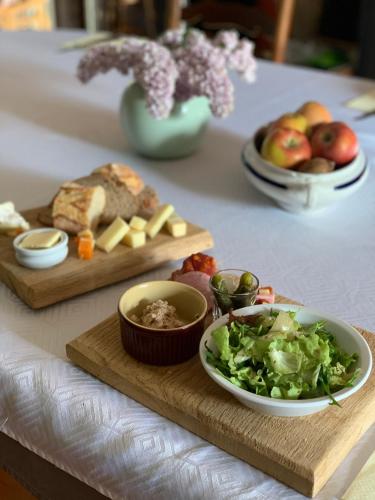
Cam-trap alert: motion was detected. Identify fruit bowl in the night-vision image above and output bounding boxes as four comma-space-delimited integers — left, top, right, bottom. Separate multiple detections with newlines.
241, 138, 368, 213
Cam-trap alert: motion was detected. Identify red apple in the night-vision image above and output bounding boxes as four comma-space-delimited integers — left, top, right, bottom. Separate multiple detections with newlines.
310, 122, 359, 165
261, 128, 312, 168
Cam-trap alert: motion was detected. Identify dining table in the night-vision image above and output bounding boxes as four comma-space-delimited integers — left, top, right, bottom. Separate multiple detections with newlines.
0, 29, 374, 500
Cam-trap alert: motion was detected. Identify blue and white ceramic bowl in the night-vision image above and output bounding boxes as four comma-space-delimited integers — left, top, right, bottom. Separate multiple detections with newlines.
241, 138, 368, 213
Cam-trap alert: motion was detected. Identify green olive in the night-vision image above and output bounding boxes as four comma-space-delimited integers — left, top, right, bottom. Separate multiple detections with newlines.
211, 273, 227, 292
234, 272, 254, 294
239, 272, 253, 288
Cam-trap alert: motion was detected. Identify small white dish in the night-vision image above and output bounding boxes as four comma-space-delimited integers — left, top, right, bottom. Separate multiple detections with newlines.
241, 138, 368, 213
199, 303, 372, 417
13, 228, 69, 269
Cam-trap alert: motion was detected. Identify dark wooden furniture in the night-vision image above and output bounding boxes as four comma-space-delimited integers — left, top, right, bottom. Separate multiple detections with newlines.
0, 433, 107, 500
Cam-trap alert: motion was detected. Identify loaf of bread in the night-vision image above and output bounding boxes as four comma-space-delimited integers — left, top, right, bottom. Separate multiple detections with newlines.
74, 164, 159, 224
93, 163, 144, 196
42, 164, 159, 231
52, 182, 106, 234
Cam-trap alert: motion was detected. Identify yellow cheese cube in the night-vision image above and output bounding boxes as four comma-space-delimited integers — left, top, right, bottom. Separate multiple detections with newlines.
96, 217, 129, 253
166, 214, 187, 238
20, 230, 61, 249
145, 204, 174, 239
122, 229, 146, 248
129, 215, 147, 231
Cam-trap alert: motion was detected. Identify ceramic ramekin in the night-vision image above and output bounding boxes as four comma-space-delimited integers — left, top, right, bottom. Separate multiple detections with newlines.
13, 228, 69, 269
118, 280, 208, 365
241, 138, 368, 213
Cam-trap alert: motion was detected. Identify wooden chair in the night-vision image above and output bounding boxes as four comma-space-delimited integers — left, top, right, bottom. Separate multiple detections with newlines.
85, 0, 295, 63
165, 0, 296, 63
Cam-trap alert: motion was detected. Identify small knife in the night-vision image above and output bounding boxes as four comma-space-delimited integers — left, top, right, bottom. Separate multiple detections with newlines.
355, 109, 375, 120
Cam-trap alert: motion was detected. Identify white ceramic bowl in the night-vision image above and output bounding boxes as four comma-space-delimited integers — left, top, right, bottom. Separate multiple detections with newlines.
199, 303, 372, 417
241, 138, 368, 213
13, 228, 69, 269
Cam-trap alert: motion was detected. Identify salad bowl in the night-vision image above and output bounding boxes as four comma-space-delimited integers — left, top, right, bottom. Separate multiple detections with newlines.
199, 303, 372, 417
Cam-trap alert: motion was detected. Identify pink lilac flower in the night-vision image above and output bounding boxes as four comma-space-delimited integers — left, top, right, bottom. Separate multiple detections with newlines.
77, 44, 125, 83
214, 30, 239, 53
214, 30, 257, 83
77, 28, 256, 119
77, 39, 177, 119
133, 41, 178, 119
158, 26, 186, 49
173, 31, 234, 117
228, 39, 257, 83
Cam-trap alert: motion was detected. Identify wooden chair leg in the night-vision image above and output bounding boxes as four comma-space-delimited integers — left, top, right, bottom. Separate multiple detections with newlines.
273, 0, 295, 63
165, 0, 181, 30
142, 0, 157, 37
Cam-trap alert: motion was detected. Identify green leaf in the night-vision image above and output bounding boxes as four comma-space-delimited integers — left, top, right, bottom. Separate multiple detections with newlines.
212, 325, 231, 361
268, 350, 302, 374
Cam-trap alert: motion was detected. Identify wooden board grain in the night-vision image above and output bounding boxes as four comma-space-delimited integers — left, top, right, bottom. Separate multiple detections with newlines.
66, 295, 375, 498
0, 207, 213, 309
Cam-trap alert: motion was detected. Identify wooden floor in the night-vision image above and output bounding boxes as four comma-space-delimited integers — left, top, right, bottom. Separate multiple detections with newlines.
0, 468, 35, 500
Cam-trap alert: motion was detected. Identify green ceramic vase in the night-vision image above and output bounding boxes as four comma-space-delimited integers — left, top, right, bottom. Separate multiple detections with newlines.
119, 83, 211, 159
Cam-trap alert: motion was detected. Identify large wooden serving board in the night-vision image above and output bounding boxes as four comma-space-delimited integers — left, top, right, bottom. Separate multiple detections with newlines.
0, 207, 213, 309
66, 295, 375, 497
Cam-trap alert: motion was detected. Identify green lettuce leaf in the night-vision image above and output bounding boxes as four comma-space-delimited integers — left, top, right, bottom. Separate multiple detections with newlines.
212, 325, 231, 361
268, 350, 302, 374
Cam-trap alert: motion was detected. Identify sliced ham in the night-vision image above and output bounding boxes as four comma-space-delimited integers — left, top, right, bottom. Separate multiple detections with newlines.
172, 271, 214, 310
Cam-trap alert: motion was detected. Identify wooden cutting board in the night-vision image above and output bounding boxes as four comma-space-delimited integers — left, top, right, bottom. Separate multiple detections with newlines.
66, 295, 375, 497
0, 207, 213, 309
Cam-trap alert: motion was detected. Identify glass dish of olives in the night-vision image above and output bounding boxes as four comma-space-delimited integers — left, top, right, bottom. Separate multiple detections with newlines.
209, 269, 259, 320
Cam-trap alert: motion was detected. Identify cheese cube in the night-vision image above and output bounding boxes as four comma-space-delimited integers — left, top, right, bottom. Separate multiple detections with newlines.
129, 215, 147, 231
166, 214, 187, 238
122, 229, 146, 249
20, 230, 61, 249
145, 204, 174, 239
96, 217, 129, 253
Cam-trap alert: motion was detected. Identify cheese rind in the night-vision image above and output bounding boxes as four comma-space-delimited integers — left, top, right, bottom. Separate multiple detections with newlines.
145, 204, 174, 239
20, 230, 61, 249
96, 217, 129, 253
166, 214, 187, 238
129, 215, 147, 231
122, 229, 146, 248
76, 229, 95, 260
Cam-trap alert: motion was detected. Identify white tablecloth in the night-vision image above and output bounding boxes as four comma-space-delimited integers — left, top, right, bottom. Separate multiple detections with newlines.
0, 30, 374, 500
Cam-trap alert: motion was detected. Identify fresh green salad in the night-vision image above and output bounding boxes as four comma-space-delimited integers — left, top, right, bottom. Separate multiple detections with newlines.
206, 310, 360, 405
